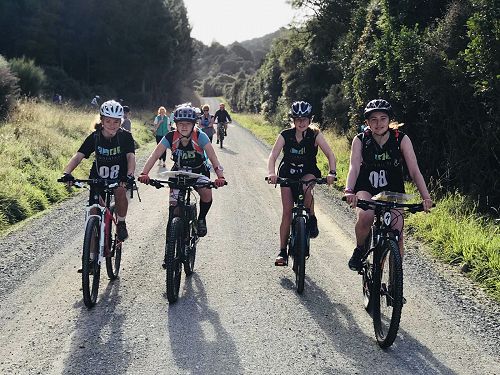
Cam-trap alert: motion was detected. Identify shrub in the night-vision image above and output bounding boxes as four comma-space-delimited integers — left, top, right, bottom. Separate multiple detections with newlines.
8, 56, 46, 97
0, 54, 19, 121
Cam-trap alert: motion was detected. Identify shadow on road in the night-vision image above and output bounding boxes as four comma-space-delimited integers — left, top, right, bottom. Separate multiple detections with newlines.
280, 276, 456, 374
62, 279, 130, 374
166, 273, 242, 374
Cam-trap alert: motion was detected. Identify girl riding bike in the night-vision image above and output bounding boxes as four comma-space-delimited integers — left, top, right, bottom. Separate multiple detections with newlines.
267, 101, 337, 266
60, 99, 136, 243
344, 99, 433, 271
138, 104, 226, 237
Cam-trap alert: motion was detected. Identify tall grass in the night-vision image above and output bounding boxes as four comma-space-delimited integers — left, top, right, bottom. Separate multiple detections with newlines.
0, 100, 154, 232
234, 111, 500, 302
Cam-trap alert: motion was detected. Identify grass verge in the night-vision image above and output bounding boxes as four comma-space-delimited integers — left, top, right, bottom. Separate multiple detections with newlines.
0, 99, 155, 234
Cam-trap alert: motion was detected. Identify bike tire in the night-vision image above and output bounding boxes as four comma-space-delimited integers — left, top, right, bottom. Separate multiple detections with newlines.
82, 216, 101, 308
362, 227, 374, 311
218, 128, 224, 148
106, 205, 122, 280
294, 217, 307, 294
184, 204, 197, 276
372, 239, 403, 348
165, 217, 183, 303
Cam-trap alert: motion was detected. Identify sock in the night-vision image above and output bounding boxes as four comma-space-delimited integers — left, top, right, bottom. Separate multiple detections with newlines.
117, 215, 126, 222
198, 200, 212, 221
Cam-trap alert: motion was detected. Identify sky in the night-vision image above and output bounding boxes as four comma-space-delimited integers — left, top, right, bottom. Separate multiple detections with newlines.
183, 0, 311, 46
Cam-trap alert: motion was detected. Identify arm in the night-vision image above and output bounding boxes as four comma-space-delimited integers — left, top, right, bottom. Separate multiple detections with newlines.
226, 111, 232, 122
344, 137, 362, 207
63, 152, 86, 174
140, 142, 168, 176
126, 153, 136, 176
267, 135, 285, 183
400, 136, 433, 211
204, 143, 225, 180
315, 132, 337, 184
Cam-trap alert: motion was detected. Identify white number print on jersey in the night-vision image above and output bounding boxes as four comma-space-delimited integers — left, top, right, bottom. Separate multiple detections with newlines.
98, 165, 120, 179
369, 169, 388, 189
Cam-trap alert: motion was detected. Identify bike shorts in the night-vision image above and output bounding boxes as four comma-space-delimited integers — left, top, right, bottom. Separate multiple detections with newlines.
278, 163, 321, 202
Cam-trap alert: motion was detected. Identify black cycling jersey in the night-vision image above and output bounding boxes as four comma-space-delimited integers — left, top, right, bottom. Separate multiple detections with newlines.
278, 127, 321, 179
213, 109, 232, 123
78, 128, 135, 180
354, 128, 405, 195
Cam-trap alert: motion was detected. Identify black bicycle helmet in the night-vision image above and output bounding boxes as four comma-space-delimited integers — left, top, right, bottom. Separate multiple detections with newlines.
290, 101, 313, 119
173, 104, 197, 123
363, 99, 393, 119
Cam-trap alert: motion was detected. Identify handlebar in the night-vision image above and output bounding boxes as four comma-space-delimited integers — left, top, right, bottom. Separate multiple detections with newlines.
57, 177, 140, 200
341, 196, 434, 213
265, 176, 330, 185
147, 178, 227, 190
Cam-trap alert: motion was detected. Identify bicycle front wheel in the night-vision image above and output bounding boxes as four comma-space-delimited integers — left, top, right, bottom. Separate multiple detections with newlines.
362, 227, 374, 311
184, 204, 197, 276
82, 216, 101, 308
293, 217, 307, 294
372, 239, 403, 348
106, 205, 122, 280
165, 217, 183, 303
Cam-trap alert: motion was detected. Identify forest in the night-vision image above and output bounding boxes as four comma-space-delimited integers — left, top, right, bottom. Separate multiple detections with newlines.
0, 0, 498, 210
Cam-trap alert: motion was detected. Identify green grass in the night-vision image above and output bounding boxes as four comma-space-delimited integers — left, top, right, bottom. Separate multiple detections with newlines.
233, 111, 500, 302
0, 99, 155, 233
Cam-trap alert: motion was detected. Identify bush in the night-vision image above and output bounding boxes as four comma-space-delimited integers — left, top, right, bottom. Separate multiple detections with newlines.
0, 191, 32, 224
43, 66, 90, 101
8, 56, 46, 97
0, 55, 19, 121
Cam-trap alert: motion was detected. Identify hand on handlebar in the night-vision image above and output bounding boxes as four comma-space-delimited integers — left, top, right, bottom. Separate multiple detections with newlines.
422, 198, 433, 212
344, 192, 358, 208
266, 174, 278, 184
138, 173, 150, 184
214, 177, 226, 188
58, 173, 75, 187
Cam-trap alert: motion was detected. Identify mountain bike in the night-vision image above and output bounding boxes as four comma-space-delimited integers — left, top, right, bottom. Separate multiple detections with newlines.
266, 176, 327, 294
216, 121, 226, 148
147, 171, 225, 303
58, 177, 138, 308
342, 191, 431, 348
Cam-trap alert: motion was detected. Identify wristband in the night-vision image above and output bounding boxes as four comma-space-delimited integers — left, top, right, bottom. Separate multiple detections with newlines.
329, 170, 336, 175
344, 188, 354, 194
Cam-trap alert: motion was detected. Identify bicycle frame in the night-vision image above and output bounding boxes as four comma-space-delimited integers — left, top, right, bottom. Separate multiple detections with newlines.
83, 187, 118, 265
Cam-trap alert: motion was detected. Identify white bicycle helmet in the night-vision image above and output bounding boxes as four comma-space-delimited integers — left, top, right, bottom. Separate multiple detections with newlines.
100, 100, 123, 119
173, 105, 197, 123
290, 101, 313, 118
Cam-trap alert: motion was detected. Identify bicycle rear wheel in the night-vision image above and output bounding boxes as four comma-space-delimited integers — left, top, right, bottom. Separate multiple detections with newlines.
184, 204, 197, 276
165, 217, 183, 303
372, 239, 403, 348
106, 205, 122, 280
218, 128, 224, 148
82, 216, 101, 308
293, 217, 307, 294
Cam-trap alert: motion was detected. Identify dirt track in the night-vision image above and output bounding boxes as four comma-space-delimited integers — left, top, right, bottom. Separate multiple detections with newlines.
0, 97, 498, 374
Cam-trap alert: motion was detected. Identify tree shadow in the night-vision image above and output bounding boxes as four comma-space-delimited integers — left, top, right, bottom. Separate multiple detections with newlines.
62, 279, 130, 374
280, 276, 456, 374
166, 273, 242, 374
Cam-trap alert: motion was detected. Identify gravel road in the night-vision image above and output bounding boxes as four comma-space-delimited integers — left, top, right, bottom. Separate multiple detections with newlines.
0, 97, 498, 374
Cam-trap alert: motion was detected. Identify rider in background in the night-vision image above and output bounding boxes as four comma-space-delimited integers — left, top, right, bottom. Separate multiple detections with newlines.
198, 104, 215, 142
344, 99, 433, 271
138, 104, 226, 237
267, 101, 337, 266
213, 102, 232, 143
60, 100, 136, 242
153, 106, 171, 167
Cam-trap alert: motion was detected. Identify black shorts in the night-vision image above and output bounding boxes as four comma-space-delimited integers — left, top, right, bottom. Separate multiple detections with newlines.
278, 162, 321, 202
